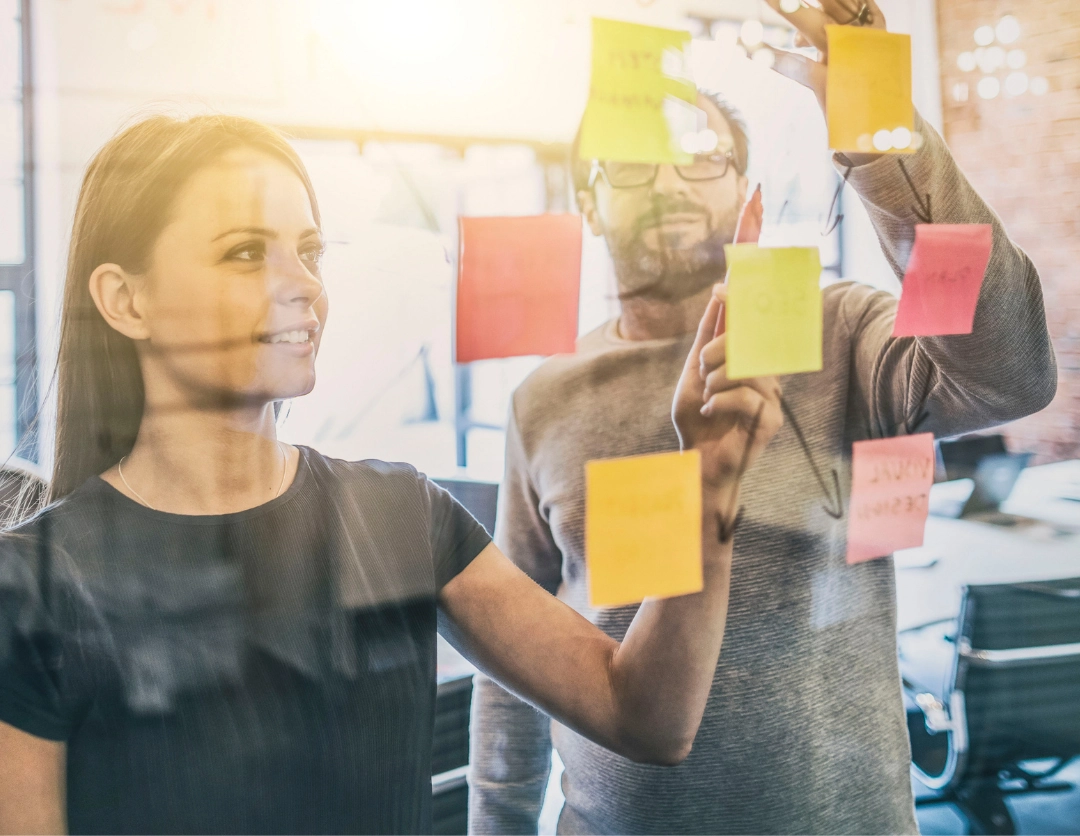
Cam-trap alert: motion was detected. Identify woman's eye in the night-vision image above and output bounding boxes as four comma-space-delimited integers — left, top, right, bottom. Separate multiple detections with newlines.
227, 242, 265, 262
301, 246, 326, 267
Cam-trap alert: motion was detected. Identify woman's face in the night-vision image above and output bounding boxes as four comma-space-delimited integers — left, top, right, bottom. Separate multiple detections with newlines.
138, 147, 328, 407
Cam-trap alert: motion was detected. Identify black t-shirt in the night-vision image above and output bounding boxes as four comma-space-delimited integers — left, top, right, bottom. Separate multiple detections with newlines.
0, 447, 491, 835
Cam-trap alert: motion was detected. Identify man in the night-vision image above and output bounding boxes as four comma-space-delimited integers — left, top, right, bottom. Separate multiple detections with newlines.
469, 2, 1056, 832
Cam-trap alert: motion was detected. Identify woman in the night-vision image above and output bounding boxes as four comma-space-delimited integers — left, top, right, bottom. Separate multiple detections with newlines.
0, 114, 782, 834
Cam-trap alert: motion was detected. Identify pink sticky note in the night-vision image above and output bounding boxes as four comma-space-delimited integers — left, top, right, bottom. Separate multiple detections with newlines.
456, 215, 582, 363
893, 224, 992, 337
847, 433, 935, 564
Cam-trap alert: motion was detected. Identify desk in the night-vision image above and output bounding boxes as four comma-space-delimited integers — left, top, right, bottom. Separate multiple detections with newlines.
896, 460, 1080, 631
1001, 459, 1080, 531
896, 516, 1080, 631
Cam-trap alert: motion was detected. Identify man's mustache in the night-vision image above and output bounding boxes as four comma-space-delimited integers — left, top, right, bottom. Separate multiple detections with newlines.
634, 201, 710, 234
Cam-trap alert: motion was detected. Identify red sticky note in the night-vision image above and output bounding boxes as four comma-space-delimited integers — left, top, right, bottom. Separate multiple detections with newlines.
893, 224, 992, 337
456, 215, 582, 363
847, 433, 935, 564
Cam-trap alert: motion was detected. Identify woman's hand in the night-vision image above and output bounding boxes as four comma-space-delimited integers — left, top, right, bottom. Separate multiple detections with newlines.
765, 0, 888, 129
672, 286, 783, 503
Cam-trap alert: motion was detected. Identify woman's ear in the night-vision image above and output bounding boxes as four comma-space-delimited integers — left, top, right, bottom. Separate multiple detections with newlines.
577, 189, 604, 237
87, 263, 151, 341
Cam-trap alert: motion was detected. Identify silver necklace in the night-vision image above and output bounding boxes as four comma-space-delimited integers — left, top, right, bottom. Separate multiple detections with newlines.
117, 442, 288, 512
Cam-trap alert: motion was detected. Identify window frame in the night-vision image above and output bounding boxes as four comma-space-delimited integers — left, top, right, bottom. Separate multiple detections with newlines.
0, 0, 36, 461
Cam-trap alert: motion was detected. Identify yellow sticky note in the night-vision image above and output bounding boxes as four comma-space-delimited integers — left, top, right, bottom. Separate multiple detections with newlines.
579, 18, 697, 164
585, 450, 703, 608
725, 244, 823, 379
825, 26, 915, 154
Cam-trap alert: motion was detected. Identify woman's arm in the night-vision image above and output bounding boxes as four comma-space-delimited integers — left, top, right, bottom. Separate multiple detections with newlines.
439, 291, 782, 765
0, 720, 66, 835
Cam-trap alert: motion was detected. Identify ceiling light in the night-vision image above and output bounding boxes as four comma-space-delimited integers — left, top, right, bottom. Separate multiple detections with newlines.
977, 76, 1001, 99
957, 51, 976, 72
996, 15, 1021, 45
974, 25, 995, 46
873, 130, 894, 151
1005, 72, 1028, 96
740, 19, 764, 48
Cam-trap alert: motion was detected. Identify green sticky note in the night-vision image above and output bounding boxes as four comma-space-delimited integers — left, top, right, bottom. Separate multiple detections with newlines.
579, 18, 697, 164
725, 244, 823, 379
825, 26, 915, 154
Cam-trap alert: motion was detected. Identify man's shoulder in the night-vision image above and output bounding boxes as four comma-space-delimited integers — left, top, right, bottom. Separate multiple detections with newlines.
823, 280, 897, 332
511, 320, 618, 418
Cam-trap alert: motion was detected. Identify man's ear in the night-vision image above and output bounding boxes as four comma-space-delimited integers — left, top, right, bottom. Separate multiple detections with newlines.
576, 189, 605, 237
87, 263, 151, 341
736, 174, 749, 208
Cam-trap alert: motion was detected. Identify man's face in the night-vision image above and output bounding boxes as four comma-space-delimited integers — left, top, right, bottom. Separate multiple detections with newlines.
579, 95, 748, 302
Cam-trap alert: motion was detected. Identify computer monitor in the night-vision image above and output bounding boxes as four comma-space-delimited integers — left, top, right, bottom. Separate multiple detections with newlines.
961, 452, 1033, 517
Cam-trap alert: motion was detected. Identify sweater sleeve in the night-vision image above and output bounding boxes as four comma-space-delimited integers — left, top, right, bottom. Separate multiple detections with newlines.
467, 396, 559, 834
840, 112, 1056, 441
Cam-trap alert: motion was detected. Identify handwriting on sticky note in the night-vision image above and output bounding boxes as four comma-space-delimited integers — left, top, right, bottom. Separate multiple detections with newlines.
893, 224, 992, 337
579, 18, 697, 164
586, 450, 703, 607
847, 433, 935, 564
724, 244, 823, 380
826, 26, 914, 154
455, 215, 582, 364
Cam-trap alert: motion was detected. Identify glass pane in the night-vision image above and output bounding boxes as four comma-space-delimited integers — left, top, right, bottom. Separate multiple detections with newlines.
0, 7, 18, 98
0, 98, 21, 180
0, 179, 24, 264
0, 289, 14, 460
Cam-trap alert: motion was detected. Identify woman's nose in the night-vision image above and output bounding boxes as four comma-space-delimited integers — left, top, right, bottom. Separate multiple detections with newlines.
275, 253, 324, 306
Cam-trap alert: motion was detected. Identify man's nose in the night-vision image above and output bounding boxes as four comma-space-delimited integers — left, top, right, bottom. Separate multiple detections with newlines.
650, 163, 688, 196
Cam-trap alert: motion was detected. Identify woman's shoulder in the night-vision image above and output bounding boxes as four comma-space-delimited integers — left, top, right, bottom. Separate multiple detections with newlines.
302, 447, 428, 495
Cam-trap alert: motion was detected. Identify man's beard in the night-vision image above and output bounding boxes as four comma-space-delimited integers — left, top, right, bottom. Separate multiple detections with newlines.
605, 198, 737, 303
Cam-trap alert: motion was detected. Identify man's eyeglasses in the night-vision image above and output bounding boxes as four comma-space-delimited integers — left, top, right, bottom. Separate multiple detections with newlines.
588, 150, 738, 190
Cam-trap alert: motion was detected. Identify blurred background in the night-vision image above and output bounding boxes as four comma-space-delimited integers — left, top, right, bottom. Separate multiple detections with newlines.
1, 1, 1078, 833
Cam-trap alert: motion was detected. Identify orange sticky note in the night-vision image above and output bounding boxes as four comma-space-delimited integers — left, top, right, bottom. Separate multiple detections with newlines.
586, 450, 703, 607
455, 215, 582, 363
893, 224, 992, 337
826, 26, 915, 154
847, 433, 935, 564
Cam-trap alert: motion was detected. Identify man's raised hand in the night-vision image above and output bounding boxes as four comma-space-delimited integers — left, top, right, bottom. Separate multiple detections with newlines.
672, 285, 783, 506
764, 0, 888, 112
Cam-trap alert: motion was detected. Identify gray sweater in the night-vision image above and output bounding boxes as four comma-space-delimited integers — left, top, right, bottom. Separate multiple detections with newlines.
468, 116, 1056, 835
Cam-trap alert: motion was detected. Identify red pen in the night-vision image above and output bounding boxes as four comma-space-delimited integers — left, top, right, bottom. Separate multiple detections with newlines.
715, 183, 764, 338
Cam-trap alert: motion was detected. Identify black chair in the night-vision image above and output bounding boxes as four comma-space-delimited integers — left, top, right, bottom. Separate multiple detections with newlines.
938, 434, 1008, 482
430, 479, 497, 835
434, 478, 498, 539
900, 578, 1080, 834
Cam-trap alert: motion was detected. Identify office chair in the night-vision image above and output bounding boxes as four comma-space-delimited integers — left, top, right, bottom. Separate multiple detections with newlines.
431, 478, 498, 835
900, 578, 1080, 834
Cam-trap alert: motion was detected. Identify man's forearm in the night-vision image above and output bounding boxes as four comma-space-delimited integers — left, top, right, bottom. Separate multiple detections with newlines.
845, 112, 1056, 434
468, 674, 553, 835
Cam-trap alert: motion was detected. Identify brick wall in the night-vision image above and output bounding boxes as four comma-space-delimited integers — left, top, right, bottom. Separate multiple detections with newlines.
937, 0, 1080, 462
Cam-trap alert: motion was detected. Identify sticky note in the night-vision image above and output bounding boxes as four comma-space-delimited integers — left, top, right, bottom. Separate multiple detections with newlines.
893, 224, 992, 337
724, 244, 823, 379
455, 215, 582, 363
586, 450, 703, 607
579, 18, 697, 164
847, 433, 935, 564
826, 26, 915, 154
